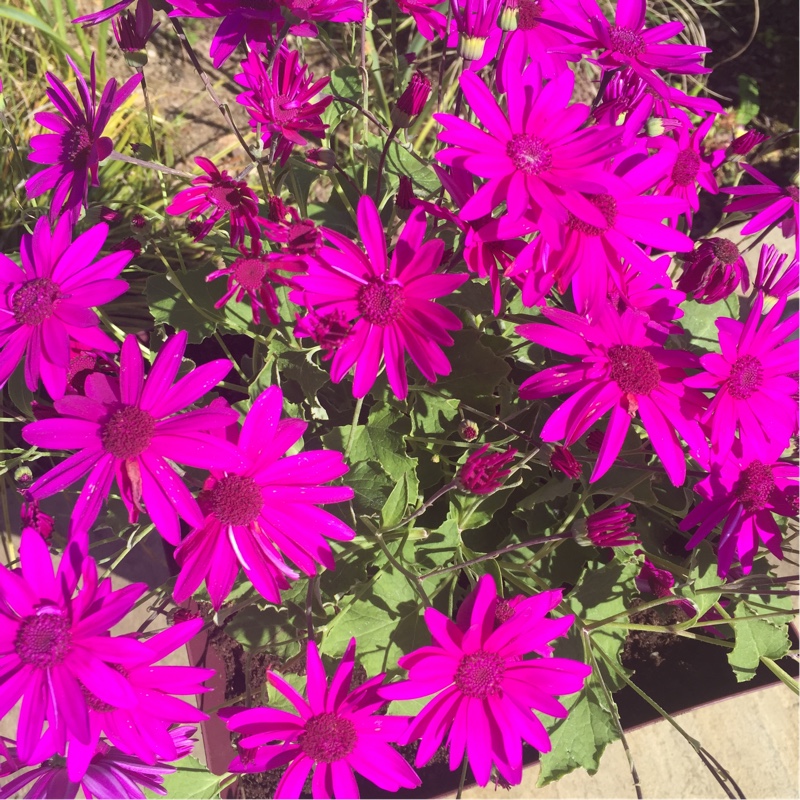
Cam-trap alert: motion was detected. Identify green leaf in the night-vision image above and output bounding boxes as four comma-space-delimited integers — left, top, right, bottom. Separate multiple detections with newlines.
146, 265, 219, 343
270, 340, 330, 399
673, 542, 723, 617
225, 602, 303, 662
0, 5, 84, 65
346, 459, 396, 515
537, 682, 619, 786
736, 75, 760, 125
329, 65, 362, 103
409, 392, 460, 435
381, 468, 420, 528
323, 401, 414, 482
562, 558, 641, 691
381, 141, 440, 195
321, 564, 425, 676
144, 756, 221, 799
728, 599, 792, 682
435, 329, 511, 413
679, 294, 739, 353
517, 475, 575, 509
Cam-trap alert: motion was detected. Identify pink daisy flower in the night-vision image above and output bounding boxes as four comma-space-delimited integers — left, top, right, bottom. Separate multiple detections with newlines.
0, 727, 196, 799
26, 55, 141, 223
685, 293, 799, 455
563, 0, 710, 96
397, 0, 450, 39
166, 157, 261, 247
380, 575, 591, 787
722, 163, 799, 240
434, 63, 621, 236
22, 331, 242, 543
292, 197, 467, 399
680, 439, 798, 577
167, 0, 282, 67
206, 242, 303, 326
510, 151, 692, 314
63, 618, 212, 780
0, 529, 147, 766
518, 303, 708, 486
0, 215, 130, 399
276, 0, 364, 37
234, 47, 332, 167
754, 244, 798, 303
650, 113, 723, 225
173, 385, 355, 610
225, 639, 421, 798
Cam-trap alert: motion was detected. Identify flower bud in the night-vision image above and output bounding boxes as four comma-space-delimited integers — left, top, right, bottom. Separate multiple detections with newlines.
458, 419, 479, 441
457, 444, 516, 494
550, 445, 582, 479
306, 147, 336, 170
726, 129, 768, 159
112, 0, 159, 59
391, 71, 432, 129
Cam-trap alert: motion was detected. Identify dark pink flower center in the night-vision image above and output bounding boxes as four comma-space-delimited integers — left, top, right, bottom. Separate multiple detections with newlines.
735, 460, 775, 512
271, 94, 302, 124
454, 650, 505, 698
358, 279, 405, 325
788, 186, 798, 202
727, 354, 763, 399
506, 134, 552, 175
710, 238, 740, 265
609, 25, 646, 57
12, 278, 61, 327
208, 475, 263, 526
101, 406, 156, 460
231, 257, 268, 293
608, 344, 661, 396
671, 149, 701, 186
15, 609, 72, 669
567, 193, 617, 236
518, 0, 544, 29
206, 181, 248, 213
62, 124, 93, 165
299, 713, 358, 763
79, 664, 127, 712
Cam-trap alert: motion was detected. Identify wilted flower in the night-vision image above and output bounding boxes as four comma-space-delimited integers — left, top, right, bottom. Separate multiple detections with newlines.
677, 238, 750, 304
458, 444, 516, 494
226, 640, 420, 798
166, 156, 261, 246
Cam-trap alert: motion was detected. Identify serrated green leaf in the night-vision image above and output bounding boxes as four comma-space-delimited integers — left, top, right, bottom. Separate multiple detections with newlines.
517, 475, 575, 509
679, 294, 739, 352
225, 603, 303, 663
537, 682, 619, 786
381, 468, 419, 528
409, 392, 460, 435
329, 65, 362, 103
144, 756, 221, 799
728, 600, 792, 682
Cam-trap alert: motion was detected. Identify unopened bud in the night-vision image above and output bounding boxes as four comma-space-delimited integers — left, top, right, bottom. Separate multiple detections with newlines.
499, 0, 519, 30
14, 466, 33, 485
458, 34, 488, 62
306, 147, 336, 170
458, 419, 479, 441
391, 71, 432, 128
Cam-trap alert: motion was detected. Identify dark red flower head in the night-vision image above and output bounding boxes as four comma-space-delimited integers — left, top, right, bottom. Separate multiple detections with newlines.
392, 71, 432, 128
678, 238, 750, 304
458, 444, 516, 494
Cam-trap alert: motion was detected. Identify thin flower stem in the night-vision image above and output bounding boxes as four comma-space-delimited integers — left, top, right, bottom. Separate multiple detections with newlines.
331, 94, 390, 133
0, 470, 15, 564
381, 480, 458, 533
593, 472, 652, 513
344, 396, 364, 458
265, 20, 291, 73
306, 574, 318, 641
138, 69, 158, 160
109, 150, 193, 178
585, 595, 685, 631
421, 533, 571, 580
169, 16, 256, 161
455, 753, 469, 799
365, 521, 432, 607
213, 332, 248, 383
375, 123, 400, 202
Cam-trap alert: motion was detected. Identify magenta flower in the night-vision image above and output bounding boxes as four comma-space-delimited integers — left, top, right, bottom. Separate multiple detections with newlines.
722, 163, 799, 239
0, 727, 196, 799
726, 129, 768, 158
168, 0, 283, 67
650, 114, 723, 225
754, 244, 798, 303
277, 0, 365, 36
391, 71, 432, 128
677, 238, 750, 304
226, 639, 420, 798
112, 0, 159, 52
0, 528, 148, 765
173, 385, 355, 610
380, 575, 591, 786
206, 242, 303, 326
292, 197, 467, 399
518, 303, 708, 486
23, 331, 242, 543
451, 0, 502, 60
575, 503, 640, 547
234, 47, 331, 167
685, 293, 799, 455
166, 157, 261, 247
434, 64, 621, 235
680, 439, 797, 577
565, 0, 710, 96
0, 215, 130, 399
27, 56, 142, 223
64, 618, 212, 779
550, 444, 582, 479
396, 0, 450, 39
510, 152, 692, 313
457, 444, 517, 494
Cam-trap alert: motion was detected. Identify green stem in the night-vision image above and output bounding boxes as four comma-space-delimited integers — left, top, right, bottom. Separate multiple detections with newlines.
344, 397, 364, 458
455, 753, 469, 799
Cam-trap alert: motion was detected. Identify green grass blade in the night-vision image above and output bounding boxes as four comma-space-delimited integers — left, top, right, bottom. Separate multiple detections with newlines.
0, 4, 86, 68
